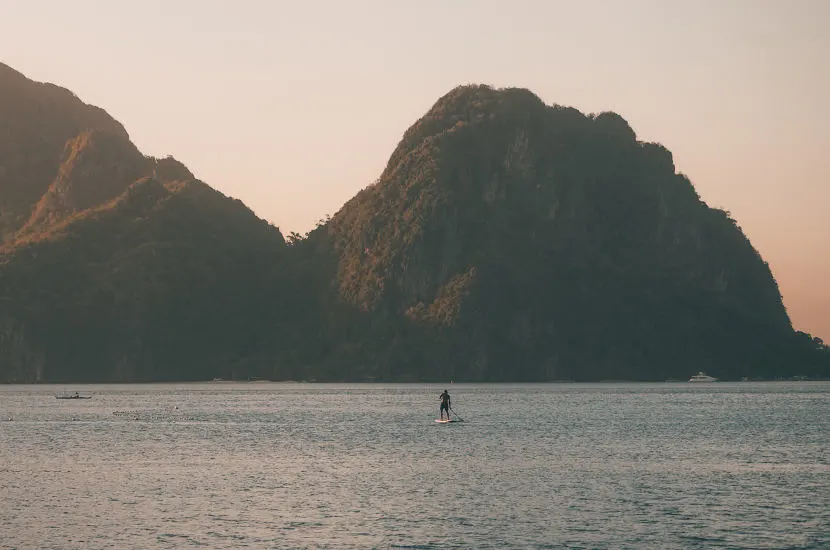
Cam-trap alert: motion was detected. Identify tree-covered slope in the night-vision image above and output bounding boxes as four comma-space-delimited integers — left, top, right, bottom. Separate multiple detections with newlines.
0, 176, 287, 382
0, 69, 826, 382
0, 65, 288, 382
322, 85, 823, 381
0, 62, 133, 241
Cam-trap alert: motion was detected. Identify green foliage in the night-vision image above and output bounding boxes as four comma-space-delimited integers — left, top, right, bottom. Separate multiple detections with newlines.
0, 79, 826, 382
0, 178, 287, 382
316, 84, 826, 381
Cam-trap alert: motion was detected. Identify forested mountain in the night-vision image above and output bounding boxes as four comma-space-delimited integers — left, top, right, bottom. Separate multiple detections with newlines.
0, 63, 287, 382
1, 64, 826, 382
309, 85, 826, 381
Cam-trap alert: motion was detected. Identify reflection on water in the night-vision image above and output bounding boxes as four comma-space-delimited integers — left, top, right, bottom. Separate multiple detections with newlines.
1, 382, 828, 549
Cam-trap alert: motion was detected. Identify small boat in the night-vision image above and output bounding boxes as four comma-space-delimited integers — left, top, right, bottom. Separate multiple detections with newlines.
689, 372, 718, 383
55, 392, 92, 399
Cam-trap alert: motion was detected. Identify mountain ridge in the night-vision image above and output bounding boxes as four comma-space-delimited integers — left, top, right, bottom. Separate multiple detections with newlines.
318, 84, 808, 381
0, 66, 826, 383
0, 64, 288, 382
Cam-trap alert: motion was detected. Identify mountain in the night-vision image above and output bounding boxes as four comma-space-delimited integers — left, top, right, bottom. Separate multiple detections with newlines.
0, 63, 131, 241
314, 85, 827, 381
0, 63, 287, 382
0, 62, 202, 242
0, 66, 826, 382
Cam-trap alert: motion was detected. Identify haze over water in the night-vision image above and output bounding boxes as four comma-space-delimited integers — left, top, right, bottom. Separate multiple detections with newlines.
1, 382, 828, 549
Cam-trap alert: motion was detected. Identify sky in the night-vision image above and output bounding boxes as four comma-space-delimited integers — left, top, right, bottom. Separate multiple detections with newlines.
1, 0, 828, 340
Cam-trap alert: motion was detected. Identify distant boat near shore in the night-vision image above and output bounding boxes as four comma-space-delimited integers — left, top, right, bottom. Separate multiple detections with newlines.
210, 377, 274, 383
55, 392, 92, 399
689, 372, 718, 383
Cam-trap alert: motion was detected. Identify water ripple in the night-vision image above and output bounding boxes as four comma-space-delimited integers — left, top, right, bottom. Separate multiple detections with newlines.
0, 381, 827, 549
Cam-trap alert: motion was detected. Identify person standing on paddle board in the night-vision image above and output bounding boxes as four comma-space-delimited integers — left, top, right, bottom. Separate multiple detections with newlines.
439, 389, 451, 420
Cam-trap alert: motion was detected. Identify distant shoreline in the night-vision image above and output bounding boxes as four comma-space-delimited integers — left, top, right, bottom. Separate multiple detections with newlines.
1, 378, 828, 386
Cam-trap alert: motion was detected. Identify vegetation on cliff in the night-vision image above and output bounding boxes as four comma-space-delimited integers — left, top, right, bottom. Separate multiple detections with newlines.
315, 85, 824, 381
0, 63, 287, 382
0, 65, 826, 382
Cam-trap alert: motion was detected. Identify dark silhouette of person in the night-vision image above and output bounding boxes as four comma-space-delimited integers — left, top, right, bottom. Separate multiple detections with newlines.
439, 389, 451, 420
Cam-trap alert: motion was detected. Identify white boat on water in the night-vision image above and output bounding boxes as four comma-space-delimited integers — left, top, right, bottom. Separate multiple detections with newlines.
689, 371, 718, 382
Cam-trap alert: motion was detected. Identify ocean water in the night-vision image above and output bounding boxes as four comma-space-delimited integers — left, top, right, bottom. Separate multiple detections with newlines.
1, 382, 828, 549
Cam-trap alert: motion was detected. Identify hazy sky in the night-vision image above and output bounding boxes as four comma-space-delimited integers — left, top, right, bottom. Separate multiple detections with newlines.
2, 0, 828, 340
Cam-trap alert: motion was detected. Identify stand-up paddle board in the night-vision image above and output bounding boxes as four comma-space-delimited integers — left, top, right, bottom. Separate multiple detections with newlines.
435, 418, 461, 423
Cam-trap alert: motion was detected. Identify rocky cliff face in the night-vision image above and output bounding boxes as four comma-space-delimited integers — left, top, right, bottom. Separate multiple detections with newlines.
323, 85, 801, 381
0, 68, 824, 382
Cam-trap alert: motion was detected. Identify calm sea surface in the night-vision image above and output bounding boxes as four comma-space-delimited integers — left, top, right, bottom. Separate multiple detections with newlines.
1, 382, 828, 549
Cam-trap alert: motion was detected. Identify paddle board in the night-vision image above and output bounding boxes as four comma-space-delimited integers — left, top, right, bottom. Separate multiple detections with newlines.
435, 418, 461, 423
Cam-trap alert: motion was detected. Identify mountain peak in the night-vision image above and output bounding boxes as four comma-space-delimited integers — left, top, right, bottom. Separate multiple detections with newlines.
20, 130, 149, 234
383, 85, 550, 176
324, 83, 801, 380
0, 63, 134, 240
0, 68, 824, 383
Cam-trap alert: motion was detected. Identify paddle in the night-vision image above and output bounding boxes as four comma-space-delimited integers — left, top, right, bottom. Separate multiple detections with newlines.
449, 406, 464, 422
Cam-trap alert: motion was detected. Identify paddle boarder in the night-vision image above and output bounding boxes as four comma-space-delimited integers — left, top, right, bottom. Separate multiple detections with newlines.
439, 389, 451, 420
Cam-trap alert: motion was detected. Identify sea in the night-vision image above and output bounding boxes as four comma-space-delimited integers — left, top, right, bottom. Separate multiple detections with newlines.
1, 382, 827, 549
